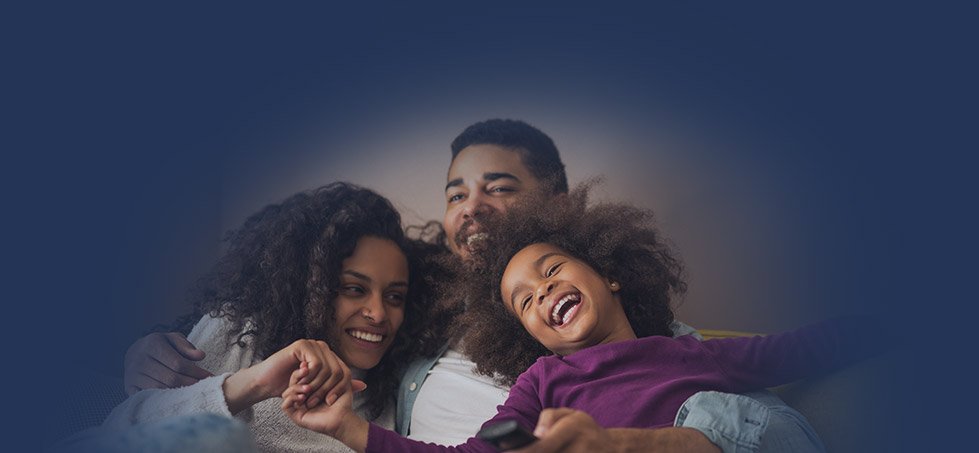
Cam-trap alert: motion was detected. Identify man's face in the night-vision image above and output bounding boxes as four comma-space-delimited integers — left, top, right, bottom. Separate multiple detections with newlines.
444, 144, 542, 260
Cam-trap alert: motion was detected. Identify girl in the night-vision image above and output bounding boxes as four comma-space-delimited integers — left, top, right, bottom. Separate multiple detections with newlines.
98, 182, 443, 452
281, 184, 886, 453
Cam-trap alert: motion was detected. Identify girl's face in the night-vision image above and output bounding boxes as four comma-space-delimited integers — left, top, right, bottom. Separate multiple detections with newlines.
500, 243, 636, 356
330, 236, 409, 370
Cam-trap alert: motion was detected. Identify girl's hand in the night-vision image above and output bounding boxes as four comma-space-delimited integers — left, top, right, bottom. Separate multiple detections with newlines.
281, 362, 368, 442
224, 339, 351, 413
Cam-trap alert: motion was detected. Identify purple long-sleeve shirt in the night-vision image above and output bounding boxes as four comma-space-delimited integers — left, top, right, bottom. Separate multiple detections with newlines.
367, 317, 882, 453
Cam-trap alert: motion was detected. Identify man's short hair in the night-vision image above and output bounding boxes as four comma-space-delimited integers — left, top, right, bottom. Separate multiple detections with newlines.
451, 119, 569, 194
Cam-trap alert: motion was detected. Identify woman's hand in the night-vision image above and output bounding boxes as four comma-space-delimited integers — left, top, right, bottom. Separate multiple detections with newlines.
282, 362, 370, 451
223, 339, 351, 414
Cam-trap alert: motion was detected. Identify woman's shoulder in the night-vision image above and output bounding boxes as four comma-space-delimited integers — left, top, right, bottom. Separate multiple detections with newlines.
187, 314, 259, 372
188, 314, 235, 341
187, 313, 258, 341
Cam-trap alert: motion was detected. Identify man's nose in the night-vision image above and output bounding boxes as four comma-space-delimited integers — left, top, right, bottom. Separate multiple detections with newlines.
462, 193, 494, 219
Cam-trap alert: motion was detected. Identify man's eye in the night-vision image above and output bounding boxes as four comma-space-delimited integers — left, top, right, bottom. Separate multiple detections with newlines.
489, 186, 515, 194
448, 193, 465, 203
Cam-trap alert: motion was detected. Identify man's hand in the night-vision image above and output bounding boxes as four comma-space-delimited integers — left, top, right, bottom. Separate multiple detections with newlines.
123, 332, 213, 395
512, 408, 720, 453
511, 408, 612, 453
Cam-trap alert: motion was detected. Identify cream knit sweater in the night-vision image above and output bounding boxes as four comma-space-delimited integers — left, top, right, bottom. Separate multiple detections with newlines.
103, 315, 394, 452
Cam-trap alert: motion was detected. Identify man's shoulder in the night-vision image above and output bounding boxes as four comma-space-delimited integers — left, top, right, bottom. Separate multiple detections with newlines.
671, 320, 703, 340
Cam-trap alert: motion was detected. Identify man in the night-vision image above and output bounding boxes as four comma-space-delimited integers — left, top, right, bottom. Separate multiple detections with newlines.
124, 119, 823, 452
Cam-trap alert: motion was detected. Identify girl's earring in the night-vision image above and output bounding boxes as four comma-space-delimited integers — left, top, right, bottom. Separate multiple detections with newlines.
610, 281, 620, 291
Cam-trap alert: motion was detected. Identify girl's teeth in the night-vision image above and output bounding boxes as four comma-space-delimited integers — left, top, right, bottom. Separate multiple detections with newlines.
551, 294, 580, 325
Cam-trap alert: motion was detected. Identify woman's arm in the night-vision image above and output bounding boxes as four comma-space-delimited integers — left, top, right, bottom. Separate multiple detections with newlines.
105, 316, 352, 427
103, 316, 251, 427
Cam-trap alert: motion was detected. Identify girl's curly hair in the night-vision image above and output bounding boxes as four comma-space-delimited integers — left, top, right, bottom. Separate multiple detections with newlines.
172, 182, 441, 420
451, 181, 688, 386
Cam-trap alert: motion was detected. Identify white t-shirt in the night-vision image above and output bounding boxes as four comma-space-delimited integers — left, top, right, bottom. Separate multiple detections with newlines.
408, 346, 509, 445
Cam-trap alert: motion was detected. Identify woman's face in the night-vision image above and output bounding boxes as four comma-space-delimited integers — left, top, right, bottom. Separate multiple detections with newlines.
330, 236, 409, 370
500, 243, 635, 356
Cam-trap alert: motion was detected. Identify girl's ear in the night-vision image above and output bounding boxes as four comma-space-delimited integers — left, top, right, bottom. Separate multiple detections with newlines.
609, 280, 621, 292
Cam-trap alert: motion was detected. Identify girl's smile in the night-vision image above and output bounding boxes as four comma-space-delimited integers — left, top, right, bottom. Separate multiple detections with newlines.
545, 291, 582, 327
500, 243, 637, 356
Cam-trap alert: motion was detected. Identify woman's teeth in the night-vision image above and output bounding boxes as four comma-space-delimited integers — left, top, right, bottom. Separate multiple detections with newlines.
349, 330, 383, 343
551, 293, 582, 325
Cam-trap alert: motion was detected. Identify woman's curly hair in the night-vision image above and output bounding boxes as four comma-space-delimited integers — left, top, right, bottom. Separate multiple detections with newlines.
172, 182, 441, 420
451, 181, 688, 387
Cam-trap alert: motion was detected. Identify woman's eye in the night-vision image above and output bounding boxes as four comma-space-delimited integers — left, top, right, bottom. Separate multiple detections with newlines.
385, 292, 406, 306
341, 285, 365, 295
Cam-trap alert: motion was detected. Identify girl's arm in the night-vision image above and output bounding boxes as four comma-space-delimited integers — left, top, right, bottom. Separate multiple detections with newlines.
284, 362, 546, 453
701, 315, 893, 390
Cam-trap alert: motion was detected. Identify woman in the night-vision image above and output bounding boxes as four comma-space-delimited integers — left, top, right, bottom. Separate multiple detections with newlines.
98, 182, 440, 452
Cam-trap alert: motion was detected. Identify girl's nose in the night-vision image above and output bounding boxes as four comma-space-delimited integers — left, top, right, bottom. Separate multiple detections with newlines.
536, 281, 555, 304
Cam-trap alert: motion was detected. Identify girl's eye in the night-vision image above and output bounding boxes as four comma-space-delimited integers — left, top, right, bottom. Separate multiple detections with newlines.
546, 263, 562, 277
521, 295, 532, 312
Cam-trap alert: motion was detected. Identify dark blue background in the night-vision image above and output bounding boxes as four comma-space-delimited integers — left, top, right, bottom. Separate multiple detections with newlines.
7, 2, 971, 450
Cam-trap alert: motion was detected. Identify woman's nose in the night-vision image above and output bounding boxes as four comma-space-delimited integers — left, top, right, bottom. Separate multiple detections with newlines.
361, 296, 387, 323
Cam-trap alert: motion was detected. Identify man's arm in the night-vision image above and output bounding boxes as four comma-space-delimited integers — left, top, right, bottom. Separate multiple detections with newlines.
681, 390, 825, 453
506, 392, 821, 453
674, 389, 828, 453
671, 321, 832, 452
123, 331, 213, 395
